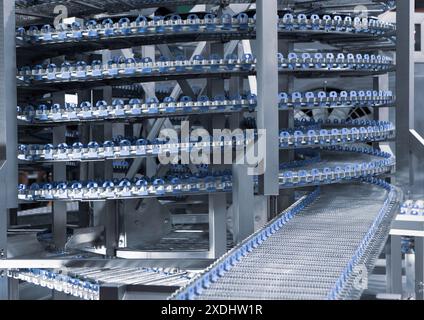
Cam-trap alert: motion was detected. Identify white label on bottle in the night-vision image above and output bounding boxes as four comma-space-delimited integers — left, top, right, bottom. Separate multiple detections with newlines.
76, 71, 86, 78
131, 108, 141, 115
98, 110, 108, 117
92, 69, 102, 77
61, 71, 71, 79
138, 189, 148, 196
52, 113, 62, 121
82, 111, 92, 119
67, 112, 77, 119
104, 150, 114, 157
125, 68, 135, 75
120, 149, 130, 156
136, 146, 146, 155
115, 109, 125, 117
120, 190, 132, 197
57, 153, 68, 160
87, 151, 98, 158
44, 153, 54, 160
72, 152, 82, 160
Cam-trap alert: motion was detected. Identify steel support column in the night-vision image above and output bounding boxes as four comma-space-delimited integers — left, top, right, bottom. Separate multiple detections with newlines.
208, 194, 227, 259
0, 0, 17, 299
256, 0, 279, 196
386, 0, 415, 297
388, 235, 403, 295
277, 41, 295, 217
105, 200, 118, 257
8, 278, 19, 300
415, 237, 424, 300
396, 0, 414, 190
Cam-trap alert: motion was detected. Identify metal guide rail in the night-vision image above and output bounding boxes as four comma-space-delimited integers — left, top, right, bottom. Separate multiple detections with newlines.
171, 180, 400, 300
280, 120, 395, 149
17, 145, 395, 201
7, 267, 195, 300
17, 90, 395, 125
16, 13, 394, 47
17, 52, 395, 88
17, 120, 395, 162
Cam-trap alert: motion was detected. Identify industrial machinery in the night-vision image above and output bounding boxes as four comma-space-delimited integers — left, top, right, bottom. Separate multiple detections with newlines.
0, 0, 418, 300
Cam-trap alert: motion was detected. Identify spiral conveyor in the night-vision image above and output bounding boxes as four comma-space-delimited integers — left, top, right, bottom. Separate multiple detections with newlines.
9, 0, 400, 300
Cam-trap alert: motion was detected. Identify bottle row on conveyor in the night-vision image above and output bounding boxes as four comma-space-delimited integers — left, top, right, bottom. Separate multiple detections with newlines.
17, 90, 395, 124
17, 52, 394, 86
17, 120, 395, 162
16, 13, 395, 46
18, 145, 395, 201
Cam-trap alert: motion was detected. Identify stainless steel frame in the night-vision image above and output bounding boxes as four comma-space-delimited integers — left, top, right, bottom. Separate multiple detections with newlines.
0, 0, 410, 300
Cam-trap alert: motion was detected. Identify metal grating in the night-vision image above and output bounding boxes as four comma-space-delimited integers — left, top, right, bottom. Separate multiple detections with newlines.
177, 183, 398, 300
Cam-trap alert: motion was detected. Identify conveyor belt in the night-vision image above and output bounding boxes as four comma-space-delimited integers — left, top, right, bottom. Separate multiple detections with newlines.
18, 145, 395, 201
172, 181, 399, 300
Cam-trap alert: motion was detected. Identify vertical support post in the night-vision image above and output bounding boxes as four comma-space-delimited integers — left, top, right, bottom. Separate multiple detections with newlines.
1, 1, 18, 215
205, 41, 230, 254
105, 200, 117, 257
208, 194, 227, 259
232, 164, 254, 244
8, 278, 19, 300
77, 90, 92, 228
387, 235, 403, 295
386, 0, 414, 297
91, 87, 113, 229
405, 251, 416, 298
256, 0, 279, 196
208, 42, 226, 130
228, 42, 244, 130
52, 126, 67, 249
415, 237, 424, 300
52, 92, 67, 250
277, 41, 295, 217
373, 73, 390, 120
0, 0, 16, 300
141, 45, 159, 177
396, 0, 414, 190
2, 0, 17, 212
